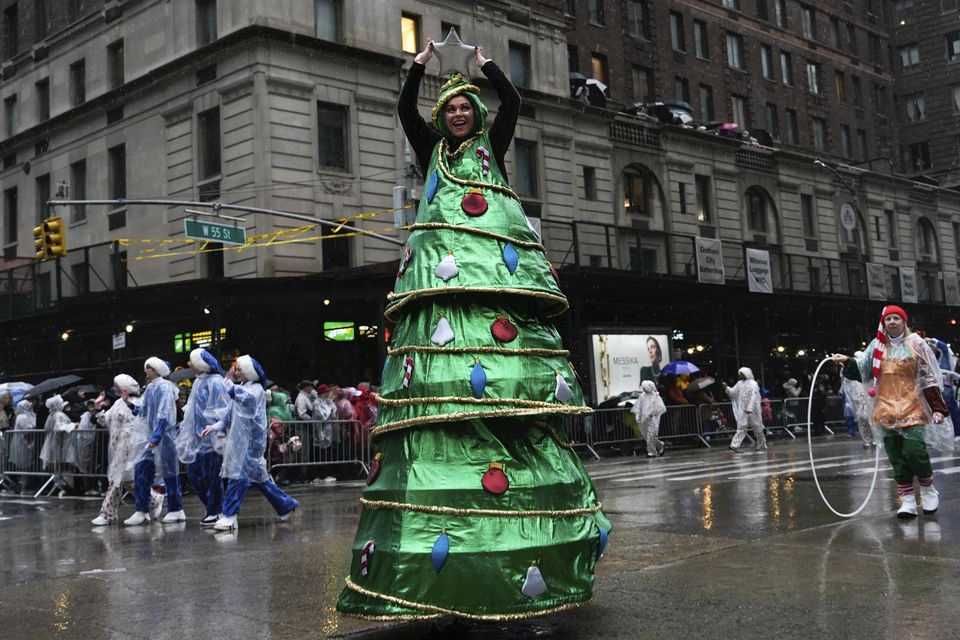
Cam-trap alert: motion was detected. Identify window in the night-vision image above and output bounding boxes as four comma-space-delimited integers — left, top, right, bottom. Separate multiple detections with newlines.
322, 222, 351, 270
746, 188, 768, 232
801, 194, 817, 238
947, 32, 960, 62
757, 0, 769, 21
830, 17, 842, 49
730, 94, 748, 127
673, 76, 690, 102
109, 144, 126, 200
806, 61, 821, 94
317, 102, 347, 169
907, 141, 931, 171
695, 175, 712, 223
899, 44, 920, 70
872, 82, 888, 114
567, 0, 577, 15
588, 0, 605, 24
847, 24, 858, 55
894, 0, 915, 21
903, 93, 926, 122
567, 46, 580, 74
953, 85, 960, 113
35, 174, 50, 226
509, 42, 531, 88
69, 59, 86, 106
632, 66, 654, 102
3, 94, 16, 138
35, 78, 49, 121
765, 102, 779, 134
945, 0, 960, 13
916, 218, 939, 263
3, 187, 16, 245
885, 209, 898, 248
670, 12, 686, 52
780, 51, 793, 86
694, 20, 708, 58
107, 40, 124, 89
400, 14, 419, 55
869, 34, 883, 66
835, 71, 846, 102
812, 117, 827, 151
774, 0, 786, 27
3, 5, 17, 59
840, 124, 852, 157
71, 263, 89, 296
197, 107, 221, 181
514, 140, 539, 199
723, 0, 739, 9
591, 53, 608, 85
699, 84, 715, 121
726, 33, 744, 69
852, 76, 863, 107
856, 128, 868, 160
35, 0, 50, 40
626, 0, 648, 37
583, 166, 597, 201
623, 167, 649, 216
315, 0, 341, 41
801, 5, 815, 40
785, 110, 798, 143
760, 44, 774, 79
441, 22, 460, 41
70, 160, 86, 222
197, 0, 217, 46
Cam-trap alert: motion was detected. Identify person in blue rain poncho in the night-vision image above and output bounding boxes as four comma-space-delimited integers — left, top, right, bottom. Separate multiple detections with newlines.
203, 355, 297, 531
124, 357, 181, 526
175, 348, 230, 527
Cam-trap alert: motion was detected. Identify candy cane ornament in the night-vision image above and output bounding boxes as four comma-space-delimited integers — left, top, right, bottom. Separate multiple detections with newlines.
402, 357, 414, 389
476, 146, 490, 176
360, 540, 376, 576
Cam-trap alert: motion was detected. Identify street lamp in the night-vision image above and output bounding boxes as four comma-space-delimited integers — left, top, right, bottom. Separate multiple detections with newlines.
125, 323, 134, 333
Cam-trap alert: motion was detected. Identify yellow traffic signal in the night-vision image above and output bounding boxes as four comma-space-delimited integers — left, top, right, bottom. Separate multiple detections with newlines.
43, 217, 67, 257
33, 224, 47, 259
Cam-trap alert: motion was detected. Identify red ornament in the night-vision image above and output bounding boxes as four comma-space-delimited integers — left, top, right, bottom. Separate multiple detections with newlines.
482, 462, 509, 495
366, 453, 382, 485
868, 386, 877, 398
461, 189, 488, 216
491, 316, 518, 343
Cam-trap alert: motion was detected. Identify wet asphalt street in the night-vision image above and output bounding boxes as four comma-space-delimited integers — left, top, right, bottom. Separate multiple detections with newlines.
1, 437, 959, 639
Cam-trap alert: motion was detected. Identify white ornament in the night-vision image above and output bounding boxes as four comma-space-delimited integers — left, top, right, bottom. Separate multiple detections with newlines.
435, 253, 459, 281
431, 317, 455, 346
521, 564, 547, 599
554, 373, 573, 403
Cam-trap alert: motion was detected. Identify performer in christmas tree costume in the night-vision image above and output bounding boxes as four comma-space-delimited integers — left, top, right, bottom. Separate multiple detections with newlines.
337, 32, 611, 621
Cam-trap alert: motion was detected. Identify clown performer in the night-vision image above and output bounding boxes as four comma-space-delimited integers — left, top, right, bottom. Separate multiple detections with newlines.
124, 357, 180, 526
724, 368, 767, 454
91, 374, 149, 526
336, 31, 609, 620
204, 355, 298, 531
175, 348, 230, 527
834, 305, 955, 518
631, 380, 667, 457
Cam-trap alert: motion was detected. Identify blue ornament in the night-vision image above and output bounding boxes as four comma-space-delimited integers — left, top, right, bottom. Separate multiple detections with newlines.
502, 242, 519, 275
470, 361, 487, 398
432, 530, 450, 573
597, 526, 609, 560
426, 171, 439, 203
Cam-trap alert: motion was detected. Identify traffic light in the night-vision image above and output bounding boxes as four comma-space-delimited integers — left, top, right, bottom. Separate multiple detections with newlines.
33, 223, 47, 259
43, 217, 67, 257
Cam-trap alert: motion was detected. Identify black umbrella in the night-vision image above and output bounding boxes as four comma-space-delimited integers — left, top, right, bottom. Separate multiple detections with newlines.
23, 375, 83, 399
170, 368, 196, 384
67, 384, 100, 395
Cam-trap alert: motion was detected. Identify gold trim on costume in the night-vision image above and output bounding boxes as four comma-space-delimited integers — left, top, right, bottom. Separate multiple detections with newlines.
437, 139, 521, 200
378, 395, 578, 409
385, 286, 568, 321
534, 421, 578, 449
409, 222, 546, 251
387, 345, 569, 357
431, 79, 482, 125
372, 405, 592, 437
343, 577, 592, 621
359, 498, 603, 518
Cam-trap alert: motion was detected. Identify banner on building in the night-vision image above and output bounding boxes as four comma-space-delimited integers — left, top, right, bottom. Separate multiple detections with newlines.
696, 237, 724, 284
745, 248, 773, 293
899, 266, 918, 303
866, 262, 887, 301
944, 272, 960, 306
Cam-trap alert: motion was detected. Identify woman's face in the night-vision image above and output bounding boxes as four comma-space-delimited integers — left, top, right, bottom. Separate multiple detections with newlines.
884, 313, 905, 338
647, 340, 661, 365
444, 96, 474, 138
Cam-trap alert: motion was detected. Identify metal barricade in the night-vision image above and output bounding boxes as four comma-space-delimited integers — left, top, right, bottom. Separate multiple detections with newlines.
588, 404, 709, 453
1, 428, 110, 497
268, 419, 370, 478
558, 413, 600, 460
783, 396, 837, 436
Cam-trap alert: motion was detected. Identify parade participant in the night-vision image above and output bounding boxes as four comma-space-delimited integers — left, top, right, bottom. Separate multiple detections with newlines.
175, 348, 229, 527
91, 374, 149, 526
925, 337, 960, 436
39, 395, 76, 471
834, 305, 954, 518
337, 35, 608, 620
124, 357, 180, 526
724, 367, 767, 453
632, 380, 667, 457
206, 355, 297, 531
9, 399, 36, 470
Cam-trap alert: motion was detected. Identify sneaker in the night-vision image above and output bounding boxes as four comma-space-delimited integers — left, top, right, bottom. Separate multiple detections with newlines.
213, 515, 237, 531
897, 493, 918, 519
728, 446, 743, 454
161, 510, 186, 523
278, 505, 298, 522
863, 442, 872, 449
755, 445, 768, 452
657, 442, 665, 457
123, 511, 151, 526
201, 515, 219, 527
91, 514, 113, 526
919, 485, 939, 515
647, 451, 656, 458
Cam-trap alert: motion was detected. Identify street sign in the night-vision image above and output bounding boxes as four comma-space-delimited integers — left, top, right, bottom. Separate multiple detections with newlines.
184, 219, 247, 245
112, 332, 126, 350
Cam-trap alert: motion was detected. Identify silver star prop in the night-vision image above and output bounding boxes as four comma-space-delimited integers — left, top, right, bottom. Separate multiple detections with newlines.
431, 28, 476, 79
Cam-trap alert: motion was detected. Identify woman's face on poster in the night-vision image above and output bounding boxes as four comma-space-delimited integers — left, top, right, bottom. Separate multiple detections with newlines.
647, 338, 661, 365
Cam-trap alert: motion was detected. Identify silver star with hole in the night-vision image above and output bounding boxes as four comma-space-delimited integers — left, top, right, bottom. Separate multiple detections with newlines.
431, 28, 476, 79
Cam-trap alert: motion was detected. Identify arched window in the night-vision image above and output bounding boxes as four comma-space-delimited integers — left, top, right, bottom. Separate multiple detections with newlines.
746, 188, 768, 232
916, 217, 939, 264
840, 207, 868, 257
622, 165, 652, 216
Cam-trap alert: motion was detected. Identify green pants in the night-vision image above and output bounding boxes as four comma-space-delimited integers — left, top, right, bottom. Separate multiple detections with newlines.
882, 426, 933, 483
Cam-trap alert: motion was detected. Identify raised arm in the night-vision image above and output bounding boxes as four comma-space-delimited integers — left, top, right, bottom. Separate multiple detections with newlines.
398, 41, 442, 175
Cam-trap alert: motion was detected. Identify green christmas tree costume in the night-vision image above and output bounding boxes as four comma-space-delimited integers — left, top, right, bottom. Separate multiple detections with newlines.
336, 73, 611, 621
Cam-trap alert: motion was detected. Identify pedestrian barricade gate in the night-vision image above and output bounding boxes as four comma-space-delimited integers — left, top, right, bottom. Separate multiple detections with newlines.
267, 419, 371, 478
1, 428, 110, 498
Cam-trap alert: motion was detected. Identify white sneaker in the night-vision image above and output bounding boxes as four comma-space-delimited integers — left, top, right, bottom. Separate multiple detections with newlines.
897, 493, 918, 519
201, 515, 219, 527
278, 506, 298, 522
213, 515, 237, 531
161, 510, 186, 523
91, 515, 113, 526
123, 511, 151, 526
919, 485, 939, 515
149, 490, 164, 520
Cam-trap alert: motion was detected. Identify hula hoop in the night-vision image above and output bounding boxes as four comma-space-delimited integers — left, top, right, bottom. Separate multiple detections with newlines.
806, 357, 882, 518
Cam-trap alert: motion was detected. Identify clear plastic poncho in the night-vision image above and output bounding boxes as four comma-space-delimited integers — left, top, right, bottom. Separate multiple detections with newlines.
175, 372, 229, 464
725, 368, 763, 427
9, 400, 36, 469
134, 378, 179, 476
101, 397, 147, 487
853, 333, 955, 452
39, 395, 77, 468
220, 381, 270, 483
630, 380, 666, 438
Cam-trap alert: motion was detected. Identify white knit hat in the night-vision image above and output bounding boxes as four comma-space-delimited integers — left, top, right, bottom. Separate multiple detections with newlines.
113, 373, 140, 396
144, 356, 171, 378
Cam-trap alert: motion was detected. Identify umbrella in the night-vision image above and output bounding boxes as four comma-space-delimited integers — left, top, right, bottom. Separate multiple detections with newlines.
688, 376, 716, 391
660, 361, 700, 376
23, 375, 82, 399
170, 368, 196, 384
67, 384, 100, 395
0, 381, 34, 403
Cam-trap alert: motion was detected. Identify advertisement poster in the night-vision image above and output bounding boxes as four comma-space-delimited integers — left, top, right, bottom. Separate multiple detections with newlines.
590, 332, 671, 403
